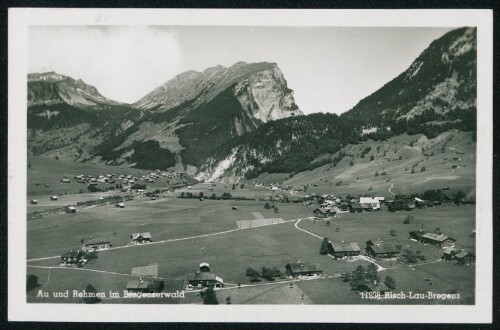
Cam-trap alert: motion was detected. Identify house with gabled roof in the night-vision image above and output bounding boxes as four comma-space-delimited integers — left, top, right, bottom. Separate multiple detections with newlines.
328, 241, 361, 259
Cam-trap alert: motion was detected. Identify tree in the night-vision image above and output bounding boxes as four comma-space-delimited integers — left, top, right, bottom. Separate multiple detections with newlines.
319, 237, 330, 255
202, 286, 219, 304
390, 229, 397, 237
403, 215, 414, 224
402, 249, 417, 263
366, 263, 379, 283
411, 167, 415, 174
225, 296, 232, 305
421, 166, 426, 172
349, 160, 354, 166
375, 171, 379, 177
180, 192, 185, 199
82, 284, 101, 304
246, 267, 260, 279
370, 155, 374, 161
232, 184, 236, 190
398, 155, 402, 160
454, 190, 466, 203
384, 276, 396, 290
240, 183, 245, 189
326, 220, 331, 226
435, 227, 442, 235
198, 192, 204, 199
274, 206, 279, 213
350, 265, 366, 289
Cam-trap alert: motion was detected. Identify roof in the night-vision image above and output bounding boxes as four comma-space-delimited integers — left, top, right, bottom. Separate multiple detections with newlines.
454, 251, 474, 258
367, 243, 400, 254
422, 233, 456, 242
359, 197, 380, 204
82, 237, 110, 245
286, 263, 322, 273
199, 262, 210, 268
131, 232, 152, 240
126, 279, 163, 290
409, 231, 424, 237
329, 241, 361, 252
314, 208, 329, 214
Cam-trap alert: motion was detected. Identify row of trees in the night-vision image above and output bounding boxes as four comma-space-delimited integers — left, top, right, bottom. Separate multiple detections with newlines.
246, 266, 284, 282
342, 264, 396, 291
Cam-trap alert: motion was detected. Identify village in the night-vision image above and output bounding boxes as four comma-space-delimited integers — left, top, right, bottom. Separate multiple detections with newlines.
26, 159, 476, 305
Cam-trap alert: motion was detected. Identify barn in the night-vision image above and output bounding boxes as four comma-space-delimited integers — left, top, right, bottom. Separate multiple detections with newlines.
365, 240, 400, 259
421, 233, 456, 247
313, 208, 331, 219
186, 272, 224, 289
285, 262, 323, 277
131, 232, 152, 243
66, 206, 76, 213
328, 241, 361, 259
81, 237, 111, 251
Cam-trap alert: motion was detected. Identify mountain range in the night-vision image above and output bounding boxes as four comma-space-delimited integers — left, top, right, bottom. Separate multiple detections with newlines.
27, 27, 476, 183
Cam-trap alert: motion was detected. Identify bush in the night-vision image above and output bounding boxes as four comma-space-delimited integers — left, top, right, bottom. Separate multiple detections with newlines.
202, 286, 218, 305
384, 276, 396, 290
246, 267, 260, 278
421, 166, 426, 172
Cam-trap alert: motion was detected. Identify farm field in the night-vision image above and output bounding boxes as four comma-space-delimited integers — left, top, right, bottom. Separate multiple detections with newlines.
27, 186, 475, 304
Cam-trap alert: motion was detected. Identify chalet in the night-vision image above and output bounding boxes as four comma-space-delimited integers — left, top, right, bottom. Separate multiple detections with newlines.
30, 200, 38, 205
349, 202, 364, 213
359, 197, 381, 210
60, 178, 71, 184
365, 240, 400, 259
115, 202, 125, 208
339, 201, 350, 212
328, 241, 361, 259
126, 279, 164, 293
66, 206, 77, 213
61, 250, 84, 264
285, 262, 323, 277
187, 272, 224, 289
131, 232, 152, 243
313, 208, 331, 219
50, 196, 58, 201
421, 233, 456, 248
81, 237, 111, 251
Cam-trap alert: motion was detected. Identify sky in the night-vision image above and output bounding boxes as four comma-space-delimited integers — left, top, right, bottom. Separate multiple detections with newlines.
29, 26, 454, 115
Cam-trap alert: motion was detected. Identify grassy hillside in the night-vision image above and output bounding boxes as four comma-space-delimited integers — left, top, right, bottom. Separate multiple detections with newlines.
251, 130, 476, 198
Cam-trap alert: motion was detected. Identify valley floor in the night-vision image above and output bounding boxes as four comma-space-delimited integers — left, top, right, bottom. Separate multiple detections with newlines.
26, 181, 476, 305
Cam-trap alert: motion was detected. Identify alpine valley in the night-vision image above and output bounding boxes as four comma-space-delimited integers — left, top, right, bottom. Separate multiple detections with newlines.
27, 27, 476, 195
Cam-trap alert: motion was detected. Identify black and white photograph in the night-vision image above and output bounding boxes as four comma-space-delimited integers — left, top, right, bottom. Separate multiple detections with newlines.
8, 8, 493, 323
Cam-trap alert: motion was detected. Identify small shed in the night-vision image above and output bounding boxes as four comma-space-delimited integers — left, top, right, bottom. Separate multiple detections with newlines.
30, 200, 38, 205
199, 262, 210, 272
66, 206, 77, 213
115, 202, 125, 208
50, 196, 58, 201
60, 178, 71, 184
